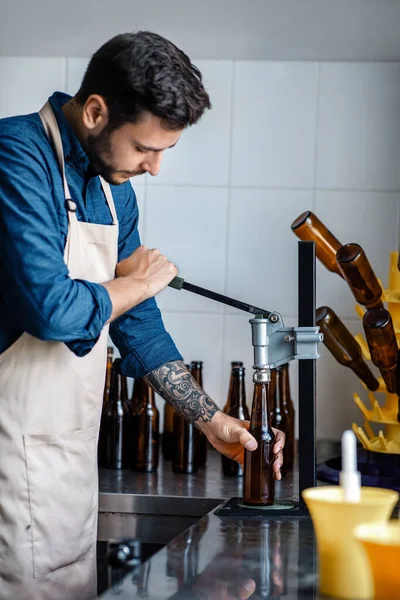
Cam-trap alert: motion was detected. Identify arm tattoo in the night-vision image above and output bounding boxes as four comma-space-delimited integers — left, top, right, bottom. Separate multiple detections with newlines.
144, 360, 220, 424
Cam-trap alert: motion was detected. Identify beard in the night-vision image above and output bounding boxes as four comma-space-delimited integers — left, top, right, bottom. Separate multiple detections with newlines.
86, 126, 145, 185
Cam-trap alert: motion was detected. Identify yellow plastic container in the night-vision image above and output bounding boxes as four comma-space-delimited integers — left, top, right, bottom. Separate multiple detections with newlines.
354, 521, 400, 600
302, 486, 399, 599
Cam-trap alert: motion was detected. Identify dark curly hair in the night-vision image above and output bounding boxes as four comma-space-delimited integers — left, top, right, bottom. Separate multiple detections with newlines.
75, 31, 211, 131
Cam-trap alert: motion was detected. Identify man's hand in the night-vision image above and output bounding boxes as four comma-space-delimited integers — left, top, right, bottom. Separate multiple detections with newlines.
199, 412, 285, 481
103, 246, 178, 322
144, 360, 285, 480
116, 245, 178, 299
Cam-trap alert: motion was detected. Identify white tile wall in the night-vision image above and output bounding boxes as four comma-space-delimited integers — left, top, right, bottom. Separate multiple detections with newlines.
0, 56, 399, 440
147, 61, 234, 187
231, 62, 318, 188
226, 189, 313, 317
66, 58, 89, 95
0, 58, 66, 118
317, 63, 400, 191
161, 312, 224, 404
144, 186, 229, 314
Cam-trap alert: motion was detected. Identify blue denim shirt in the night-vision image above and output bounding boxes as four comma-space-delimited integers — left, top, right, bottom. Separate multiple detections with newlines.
0, 91, 182, 378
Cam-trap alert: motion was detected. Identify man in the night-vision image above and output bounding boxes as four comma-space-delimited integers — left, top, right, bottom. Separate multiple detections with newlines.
0, 31, 284, 599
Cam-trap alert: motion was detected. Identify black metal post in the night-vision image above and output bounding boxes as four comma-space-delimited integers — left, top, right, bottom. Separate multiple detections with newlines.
298, 241, 317, 509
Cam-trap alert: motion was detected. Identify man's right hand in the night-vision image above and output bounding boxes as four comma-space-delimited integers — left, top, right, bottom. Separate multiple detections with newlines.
116, 245, 178, 300
103, 245, 177, 323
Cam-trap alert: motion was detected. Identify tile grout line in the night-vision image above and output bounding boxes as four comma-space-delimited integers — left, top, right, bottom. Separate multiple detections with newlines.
143, 182, 400, 194
219, 60, 236, 400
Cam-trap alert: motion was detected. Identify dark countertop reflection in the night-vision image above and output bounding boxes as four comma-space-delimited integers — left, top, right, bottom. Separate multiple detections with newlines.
100, 509, 321, 599
99, 441, 338, 502
99, 442, 344, 599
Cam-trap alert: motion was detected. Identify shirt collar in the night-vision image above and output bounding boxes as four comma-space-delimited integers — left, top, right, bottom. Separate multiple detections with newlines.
48, 91, 90, 173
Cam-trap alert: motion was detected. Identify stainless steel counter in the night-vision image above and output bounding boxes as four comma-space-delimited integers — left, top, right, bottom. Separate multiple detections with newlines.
98, 443, 342, 598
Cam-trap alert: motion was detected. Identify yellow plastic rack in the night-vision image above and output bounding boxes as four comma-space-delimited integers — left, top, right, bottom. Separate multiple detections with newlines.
352, 252, 400, 455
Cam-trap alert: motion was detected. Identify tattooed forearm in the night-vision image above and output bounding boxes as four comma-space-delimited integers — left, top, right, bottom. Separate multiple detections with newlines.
144, 360, 220, 424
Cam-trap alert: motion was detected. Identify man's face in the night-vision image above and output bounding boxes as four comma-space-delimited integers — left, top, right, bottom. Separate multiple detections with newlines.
86, 111, 182, 185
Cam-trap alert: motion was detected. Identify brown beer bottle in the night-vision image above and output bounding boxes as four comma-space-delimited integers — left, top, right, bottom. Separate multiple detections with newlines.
223, 361, 244, 414
362, 308, 398, 393
131, 377, 144, 416
291, 211, 343, 277
101, 359, 132, 470
171, 409, 199, 474
270, 364, 295, 475
336, 243, 384, 310
163, 402, 176, 461
103, 346, 114, 406
316, 306, 379, 391
243, 376, 276, 505
190, 361, 207, 467
221, 366, 249, 476
132, 379, 160, 472
120, 371, 129, 404
98, 346, 114, 465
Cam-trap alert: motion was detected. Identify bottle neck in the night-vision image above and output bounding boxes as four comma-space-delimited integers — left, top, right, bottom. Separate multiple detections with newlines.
191, 369, 203, 387
230, 371, 246, 410
140, 380, 156, 408
251, 381, 272, 429
103, 358, 113, 402
110, 370, 123, 404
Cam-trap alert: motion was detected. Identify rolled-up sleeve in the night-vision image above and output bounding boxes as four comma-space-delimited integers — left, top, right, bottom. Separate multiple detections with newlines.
0, 132, 112, 351
110, 183, 182, 378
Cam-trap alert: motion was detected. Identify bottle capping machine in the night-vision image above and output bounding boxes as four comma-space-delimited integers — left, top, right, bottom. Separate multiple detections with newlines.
169, 240, 322, 516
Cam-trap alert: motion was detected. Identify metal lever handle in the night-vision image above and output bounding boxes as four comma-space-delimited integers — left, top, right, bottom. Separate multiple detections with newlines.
168, 276, 272, 318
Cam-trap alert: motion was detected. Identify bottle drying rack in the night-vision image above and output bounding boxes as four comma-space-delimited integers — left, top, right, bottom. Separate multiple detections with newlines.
317, 251, 400, 491
352, 251, 400, 454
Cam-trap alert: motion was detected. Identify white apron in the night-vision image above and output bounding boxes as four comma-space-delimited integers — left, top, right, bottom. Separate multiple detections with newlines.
0, 102, 119, 600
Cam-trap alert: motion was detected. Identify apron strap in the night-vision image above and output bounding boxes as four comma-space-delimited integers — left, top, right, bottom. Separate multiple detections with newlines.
99, 177, 118, 225
38, 102, 118, 226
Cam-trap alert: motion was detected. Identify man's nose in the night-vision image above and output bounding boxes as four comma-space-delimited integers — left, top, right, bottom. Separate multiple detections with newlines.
141, 153, 162, 177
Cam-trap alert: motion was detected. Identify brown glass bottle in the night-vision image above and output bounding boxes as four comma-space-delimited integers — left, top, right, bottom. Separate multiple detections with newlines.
221, 366, 249, 476
171, 408, 199, 474
316, 306, 379, 391
270, 364, 295, 475
120, 371, 129, 404
336, 243, 384, 310
162, 403, 176, 461
103, 346, 114, 406
190, 361, 207, 466
362, 308, 398, 393
100, 359, 132, 470
223, 361, 244, 414
291, 211, 343, 276
131, 378, 143, 416
98, 347, 114, 466
132, 379, 160, 472
243, 377, 276, 505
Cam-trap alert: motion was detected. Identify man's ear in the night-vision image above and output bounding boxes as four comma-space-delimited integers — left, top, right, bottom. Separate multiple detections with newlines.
82, 94, 109, 132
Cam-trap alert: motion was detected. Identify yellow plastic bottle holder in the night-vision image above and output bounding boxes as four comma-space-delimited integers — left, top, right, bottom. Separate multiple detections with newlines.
302, 486, 399, 600
352, 251, 400, 456
354, 521, 400, 600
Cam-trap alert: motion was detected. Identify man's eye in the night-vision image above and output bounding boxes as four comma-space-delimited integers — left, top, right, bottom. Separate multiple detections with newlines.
136, 146, 145, 153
